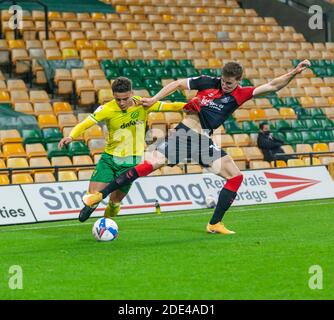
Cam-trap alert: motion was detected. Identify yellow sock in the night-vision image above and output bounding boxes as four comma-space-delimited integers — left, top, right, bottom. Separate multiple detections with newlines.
104, 202, 121, 218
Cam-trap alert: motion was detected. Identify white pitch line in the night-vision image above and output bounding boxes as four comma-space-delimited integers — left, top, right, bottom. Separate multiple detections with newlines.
0, 200, 334, 233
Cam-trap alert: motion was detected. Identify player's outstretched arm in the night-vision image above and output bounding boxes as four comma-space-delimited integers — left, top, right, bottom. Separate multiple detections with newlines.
253, 59, 311, 98
58, 117, 96, 149
141, 79, 188, 107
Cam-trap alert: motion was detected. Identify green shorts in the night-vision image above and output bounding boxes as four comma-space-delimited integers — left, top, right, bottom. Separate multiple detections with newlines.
90, 153, 142, 195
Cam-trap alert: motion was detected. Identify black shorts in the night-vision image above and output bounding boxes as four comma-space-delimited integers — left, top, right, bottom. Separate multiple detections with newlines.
151, 123, 227, 167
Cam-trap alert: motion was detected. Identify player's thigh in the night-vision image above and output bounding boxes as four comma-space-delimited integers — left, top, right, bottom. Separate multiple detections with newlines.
88, 181, 109, 193
209, 155, 242, 179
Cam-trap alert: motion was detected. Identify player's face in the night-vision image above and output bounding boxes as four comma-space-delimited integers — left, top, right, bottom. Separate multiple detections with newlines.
221, 77, 239, 93
114, 91, 134, 110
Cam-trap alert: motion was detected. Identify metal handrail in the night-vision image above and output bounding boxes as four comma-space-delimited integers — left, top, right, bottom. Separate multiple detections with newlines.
273, 151, 334, 166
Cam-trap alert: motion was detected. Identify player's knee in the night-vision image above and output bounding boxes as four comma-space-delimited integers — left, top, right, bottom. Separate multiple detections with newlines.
224, 174, 243, 193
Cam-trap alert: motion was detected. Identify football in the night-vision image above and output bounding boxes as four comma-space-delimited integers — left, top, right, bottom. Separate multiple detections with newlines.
92, 217, 119, 242
205, 195, 216, 208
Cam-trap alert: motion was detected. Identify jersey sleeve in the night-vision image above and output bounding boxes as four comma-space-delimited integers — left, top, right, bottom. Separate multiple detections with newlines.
187, 75, 220, 91
89, 104, 109, 123
146, 101, 185, 112
234, 86, 256, 106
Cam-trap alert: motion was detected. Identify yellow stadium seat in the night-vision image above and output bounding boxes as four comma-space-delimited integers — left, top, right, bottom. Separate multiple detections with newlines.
304, 157, 321, 166
226, 147, 246, 161
51, 156, 72, 167
296, 144, 312, 153
53, 102, 73, 115
0, 158, 6, 168
0, 90, 10, 103
58, 171, 77, 181
62, 48, 79, 59
287, 159, 305, 167
158, 49, 172, 59
10, 90, 29, 103
25, 143, 47, 158
93, 154, 101, 164
72, 155, 93, 166
161, 166, 183, 175
2, 143, 26, 158
249, 160, 271, 169
8, 40, 25, 49
7, 79, 27, 91
34, 172, 56, 183
98, 89, 113, 105
83, 125, 104, 142
148, 169, 161, 176
34, 102, 53, 115
279, 108, 297, 120
250, 109, 266, 121
271, 160, 287, 168
233, 134, 250, 147
12, 173, 34, 184
58, 114, 78, 130
30, 90, 50, 104
313, 143, 329, 153
0, 175, 10, 185
0, 130, 23, 144
147, 112, 165, 127
319, 157, 334, 165
234, 109, 251, 122
45, 48, 62, 60
78, 169, 94, 180
186, 164, 203, 174
76, 79, 95, 106
29, 157, 52, 173
243, 147, 264, 161
88, 139, 106, 156
212, 134, 235, 148
164, 112, 183, 127
38, 114, 58, 128
7, 158, 29, 171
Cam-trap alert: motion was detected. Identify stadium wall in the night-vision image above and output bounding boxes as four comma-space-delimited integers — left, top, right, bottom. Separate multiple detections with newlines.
238, 0, 333, 42
1, 166, 334, 226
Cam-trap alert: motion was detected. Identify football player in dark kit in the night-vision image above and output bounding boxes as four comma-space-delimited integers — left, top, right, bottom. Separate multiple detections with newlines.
80, 60, 311, 234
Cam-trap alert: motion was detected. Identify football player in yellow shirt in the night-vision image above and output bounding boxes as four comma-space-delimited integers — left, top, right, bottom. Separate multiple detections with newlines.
58, 77, 184, 220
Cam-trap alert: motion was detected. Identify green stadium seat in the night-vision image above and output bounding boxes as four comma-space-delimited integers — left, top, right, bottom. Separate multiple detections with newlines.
185, 67, 200, 77
155, 67, 173, 79
273, 131, 286, 142
242, 121, 258, 134
140, 67, 156, 79
240, 78, 253, 87
122, 67, 140, 78
42, 128, 63, 143
269, 122, 277, 133
148, 60, 163, 68
144, 78, 162, 90
47, 142, 69, 158
295, 107, 312, 120
117, 59, 132, 68
291, 120, 307, 131
269, 98, 285, 108
164, 90, 186, 102
224, 120, 243, 134
305, 119, 323, 131
316, 130, 334, 143
178, 59, 194, 68
292, 59, 300, 68
321, 119, 334, 130
309, 108, 326, 119
100, 60, 117, 71
171, 68, 184, 79
21, 129, 44, 144
275, 119, 291, 132
105, 68, 120, 80
282, 97, 300, 107
132, 59, 147, 68
325, 67, 334, 77
132, 78, 145, 89
163, 60, 178, 68
312, 67, 327, 77
67, 141, 90, 156
285, 131, 302, 145
300, 131, 318, 144
201, 68, 217, 77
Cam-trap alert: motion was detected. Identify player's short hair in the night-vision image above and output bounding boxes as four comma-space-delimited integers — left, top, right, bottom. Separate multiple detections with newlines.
259, 122, 269, 130
221, 62, 243, 80
112, 77, 132, 93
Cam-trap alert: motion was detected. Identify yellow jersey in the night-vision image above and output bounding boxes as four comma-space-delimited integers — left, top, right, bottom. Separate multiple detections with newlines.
88, 96, 183, 157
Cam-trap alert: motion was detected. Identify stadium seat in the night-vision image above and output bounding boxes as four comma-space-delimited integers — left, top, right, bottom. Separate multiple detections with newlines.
53, 102, 73, 115
67, 141, 90, 156
88, 139, 106, 155
26, 143, 47, 158
12, 173, 34, 184
243, 147, 264, 161
58, 114, 78, 130
226, 147, 246, 161
38, 114, 58, 128
2, 143, 26, 158
249, 160, 271, 169
0, 175, 10, 185
271, 160, 287, 168
29, 157, 52, 173
47, 142, 69, 158
34, 172, 56, 183
51, 156, 72, 170
313, 143, 329, 153
0, 130, 23, 144
83, 125, 104, 142
58, 171, 78, 181
233, 134, 250, 147
14, 102, 34, 114
42, 128, 63, 143
78, 169, 94, 180
7, 157, 29, 172
303, 157, 321, 166
287, 159, 305, 167
160, 166, 183, 175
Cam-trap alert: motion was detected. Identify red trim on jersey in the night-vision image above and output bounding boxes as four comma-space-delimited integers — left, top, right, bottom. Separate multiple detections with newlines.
183, 89, 223, 112
231, 86, 255, 106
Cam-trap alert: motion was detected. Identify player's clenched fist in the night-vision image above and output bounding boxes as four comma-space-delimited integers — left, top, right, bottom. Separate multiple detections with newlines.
58, 136, 73, 149
294, 59, 311, 74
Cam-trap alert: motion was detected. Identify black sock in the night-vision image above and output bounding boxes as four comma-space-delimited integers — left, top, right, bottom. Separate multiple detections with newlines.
209, 188, 237, 225
101, 168, 139, 198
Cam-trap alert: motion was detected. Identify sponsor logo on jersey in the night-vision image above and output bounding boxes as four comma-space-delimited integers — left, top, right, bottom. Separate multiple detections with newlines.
120, 119, 144, 129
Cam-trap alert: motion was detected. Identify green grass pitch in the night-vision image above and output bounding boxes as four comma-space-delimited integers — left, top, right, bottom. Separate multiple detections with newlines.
1, 199, 334, 300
